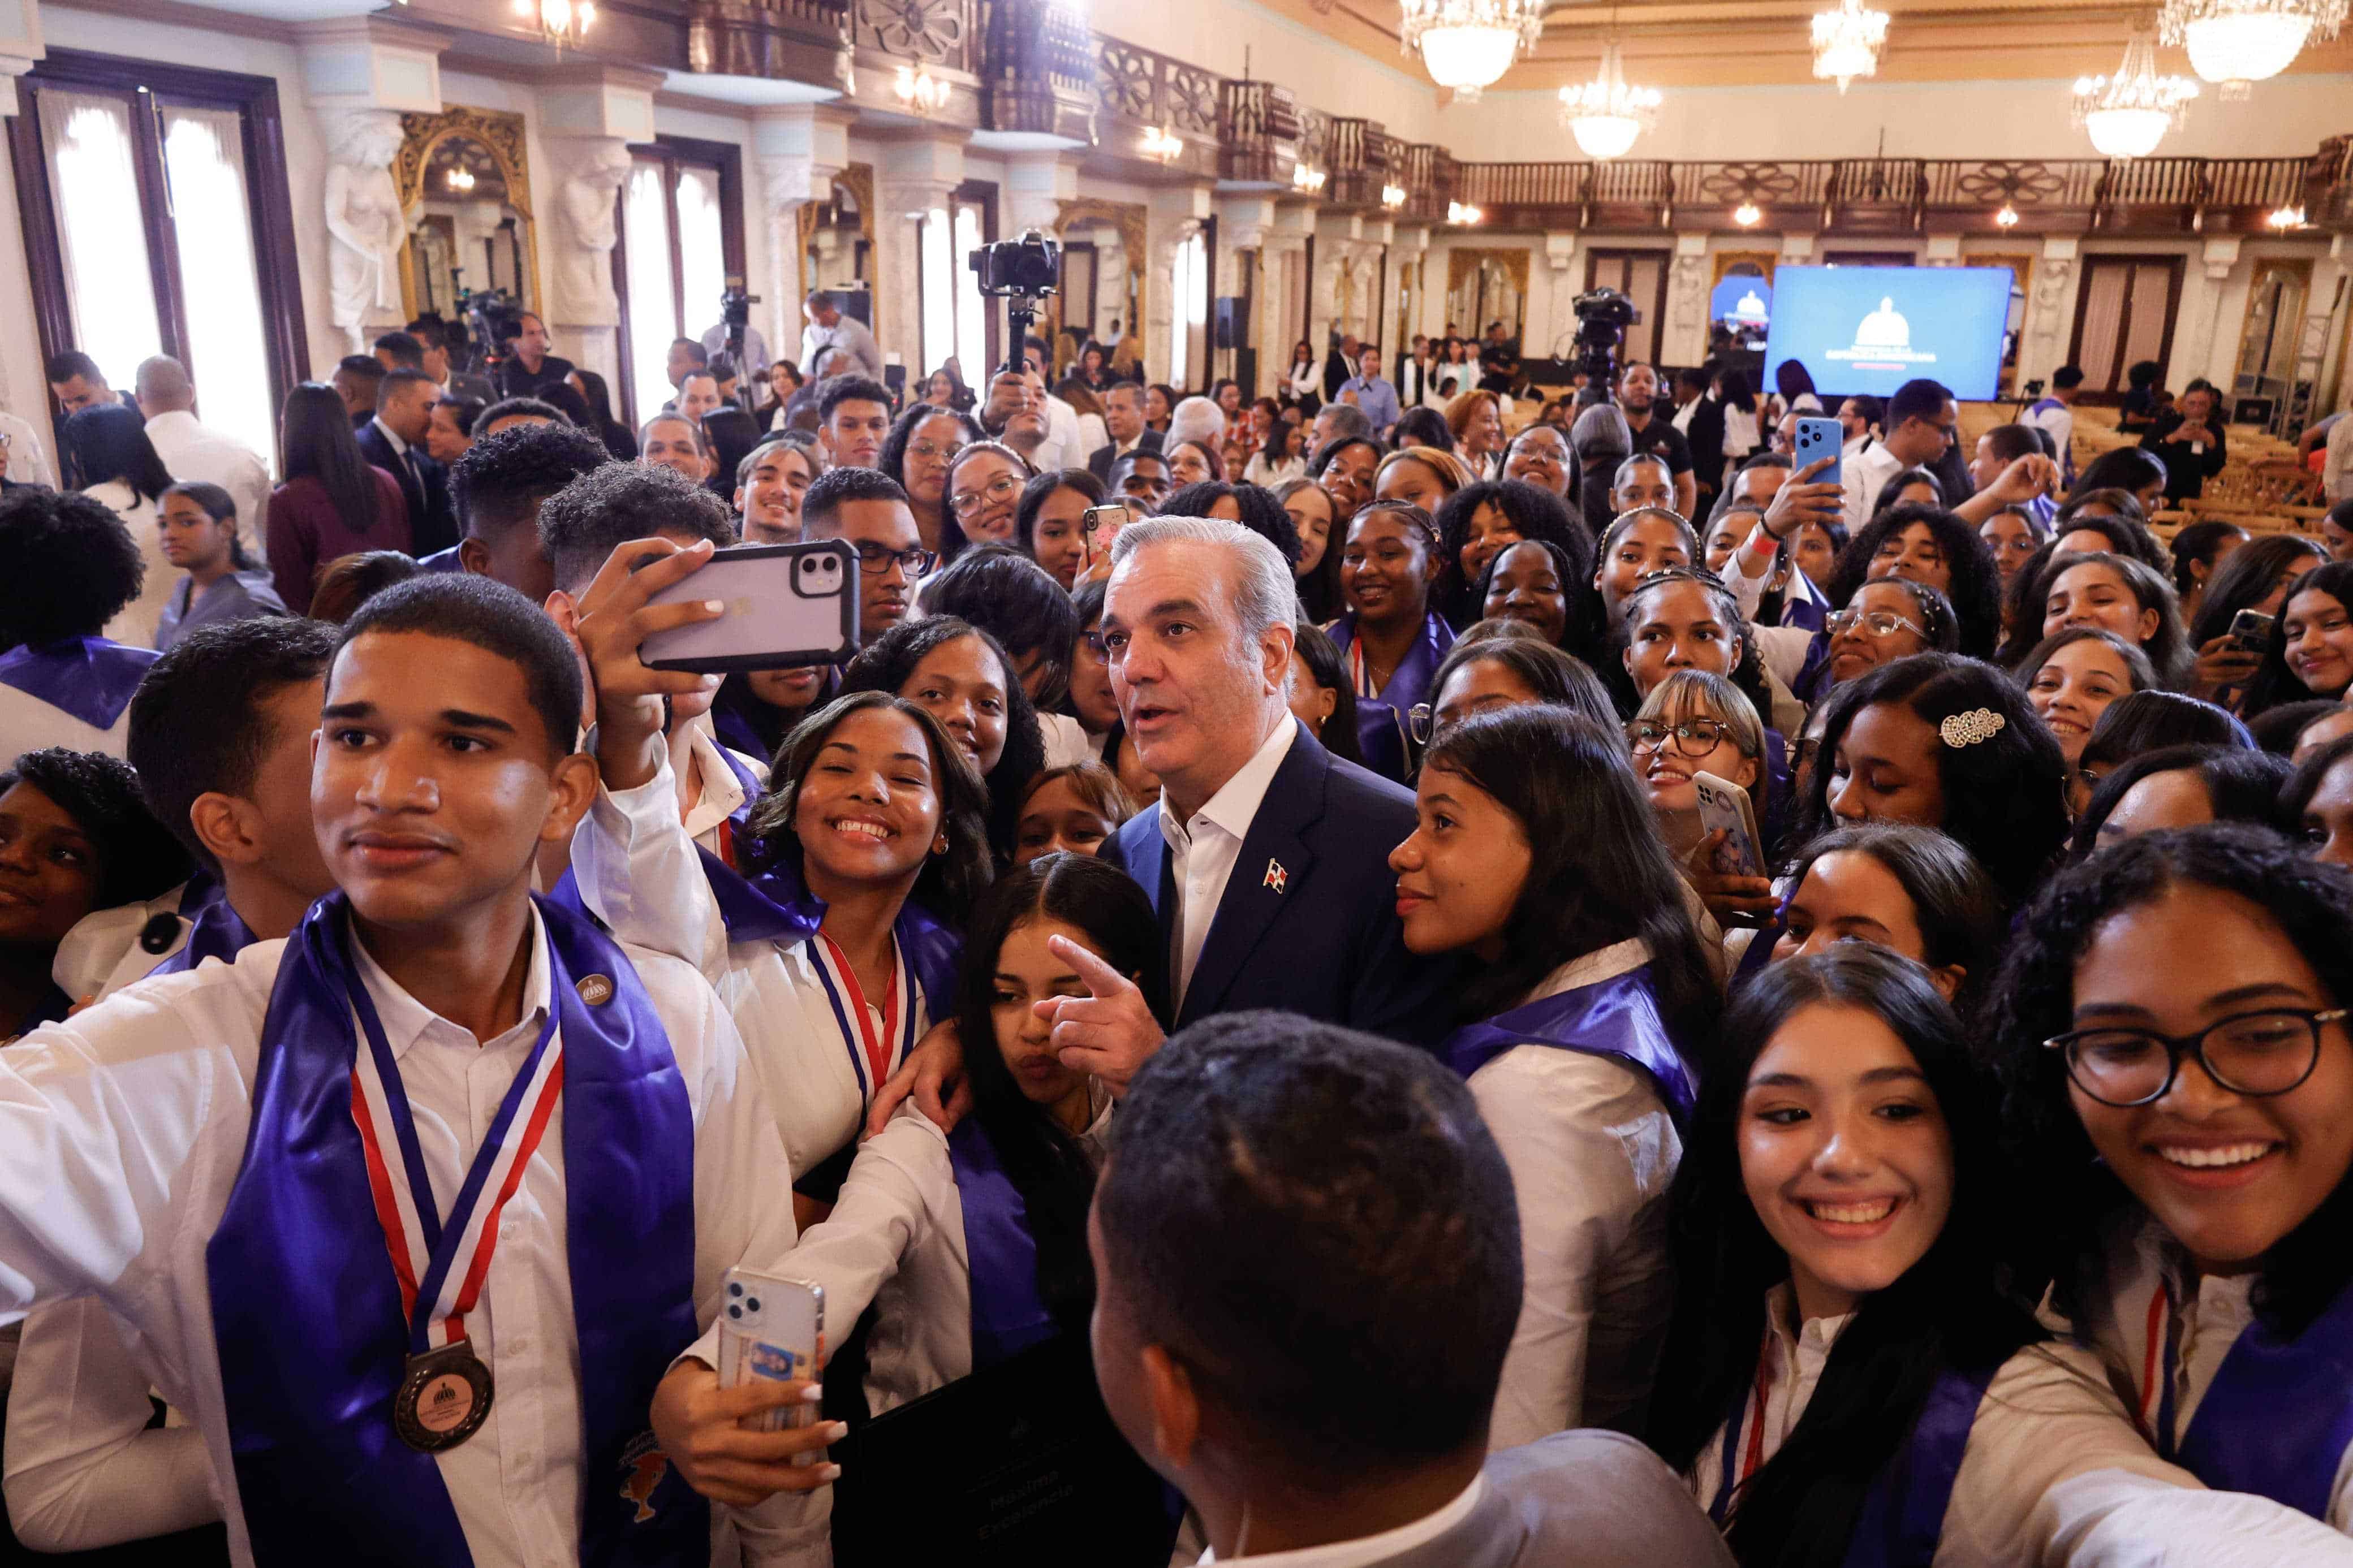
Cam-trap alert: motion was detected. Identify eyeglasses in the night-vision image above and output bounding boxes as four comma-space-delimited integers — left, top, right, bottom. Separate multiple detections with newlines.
950, 474, 1022, 517
2045, 1009, 2347, 1108
1627, 718, 1739, 757
1825, 608, 1927, 640
855, 542, 937, 577
910, 439, 964, 462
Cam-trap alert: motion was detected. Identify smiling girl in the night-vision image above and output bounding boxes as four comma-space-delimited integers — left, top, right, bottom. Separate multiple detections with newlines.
2240, 561, 2353, 720
2016, 628, 2156, 767
1992, 827, 2353, 1532
1388, 707, 1718, 1445
2034, 552, 2192, 689
1328, 499, 1456, 780
1652, 945, 2345, 1564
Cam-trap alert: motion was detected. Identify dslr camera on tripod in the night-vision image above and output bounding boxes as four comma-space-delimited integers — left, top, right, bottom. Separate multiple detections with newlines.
968, 230, 1060, 375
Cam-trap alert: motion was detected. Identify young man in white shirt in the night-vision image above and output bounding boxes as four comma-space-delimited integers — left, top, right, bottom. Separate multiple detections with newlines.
0, 573, 834, 1568
1089, 1012, 1734, 1568
1842, 378, 1958, 534
2022, 364, 2083, 490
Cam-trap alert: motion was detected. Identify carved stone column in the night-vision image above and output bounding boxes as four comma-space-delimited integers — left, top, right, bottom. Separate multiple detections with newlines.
536, 67, 660, 390
753, 104, 852, 369
1149, 184, 1213, 386
877, 135, 966, 379
1003, 149, 1078, 239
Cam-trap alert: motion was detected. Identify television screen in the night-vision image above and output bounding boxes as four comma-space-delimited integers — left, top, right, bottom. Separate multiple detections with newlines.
1764, 266, 2012, 401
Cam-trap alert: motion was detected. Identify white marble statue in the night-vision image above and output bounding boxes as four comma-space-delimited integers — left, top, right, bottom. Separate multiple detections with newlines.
325, 111, 409, 354
555, 139, 632, 327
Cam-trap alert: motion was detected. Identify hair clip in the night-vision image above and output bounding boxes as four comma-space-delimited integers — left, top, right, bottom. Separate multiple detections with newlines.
1939, 709, 2006, 748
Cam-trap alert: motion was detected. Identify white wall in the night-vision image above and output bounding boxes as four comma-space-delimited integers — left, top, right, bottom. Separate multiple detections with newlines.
1437, 73, 2353, 162
1097, 0, 1443, 145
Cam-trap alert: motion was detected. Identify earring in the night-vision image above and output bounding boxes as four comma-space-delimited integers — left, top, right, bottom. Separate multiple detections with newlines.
933, 835, 949, 856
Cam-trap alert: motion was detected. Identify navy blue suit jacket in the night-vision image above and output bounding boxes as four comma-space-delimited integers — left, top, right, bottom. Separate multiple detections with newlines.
356, 421, 457, 557
1106, 720, 1459, 1048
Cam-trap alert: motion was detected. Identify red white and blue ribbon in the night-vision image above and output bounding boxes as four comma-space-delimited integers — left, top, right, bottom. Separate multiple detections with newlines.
346, 966, 565, 1351
807, 931, 920, 1102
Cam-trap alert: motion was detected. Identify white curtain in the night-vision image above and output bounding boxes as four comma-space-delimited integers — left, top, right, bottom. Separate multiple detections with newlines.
675, 166, 726, 347
162, 106, 275, 475
919, 207, 955, 383
953, 202, 986, 381
37, 90, 162, 398
624, 162, 677, 426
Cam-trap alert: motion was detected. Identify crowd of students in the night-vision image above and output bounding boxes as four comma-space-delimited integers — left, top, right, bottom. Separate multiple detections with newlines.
1, 342, 2352, 1568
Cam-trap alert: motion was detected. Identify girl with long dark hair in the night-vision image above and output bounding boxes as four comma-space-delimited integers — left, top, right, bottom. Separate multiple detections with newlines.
881, 403, 982, 558
2029, 551, 2193, 690
1826, 504, 2005, 660
1275, 476, 1343, 622
1327, 499, 1456, 781
153, 481, 285, 650
64, 404, 179, 646
2238, 560, 2353, 719
2182, 534, 2328, 706
267, 382, 406, 616
1766, 822, 2003, 1010
565, 366, 637, 459
1387, 706, 1717, 1444
1988, 826, 2353, 1535
843, 615, 1049, 866
1432, 478, 1592, 633
574, 689, 992, 1220
1651, 945, 2312, 1565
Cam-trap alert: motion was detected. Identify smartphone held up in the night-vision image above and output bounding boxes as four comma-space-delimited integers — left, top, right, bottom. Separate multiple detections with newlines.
640, 541, 860, 674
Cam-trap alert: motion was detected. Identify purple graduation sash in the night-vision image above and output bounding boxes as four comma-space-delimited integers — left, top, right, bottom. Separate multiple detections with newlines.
0, 637, 157, 729
2173, 1274, 2353, 1519
1838, 1362, 2001, 1567
1439, 966, 1697, 1126
204, 893, 706, 1567
946, 1118, 1061, 1371
694, 841, 960, 1024
150, 886, 258, 977
1329, 611, 1456, 779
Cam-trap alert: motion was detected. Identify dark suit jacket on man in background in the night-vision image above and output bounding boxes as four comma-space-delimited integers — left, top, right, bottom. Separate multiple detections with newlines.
354, 420, 457, 558
1105, 720, 1459, 1047
1086, 427, 1165, 483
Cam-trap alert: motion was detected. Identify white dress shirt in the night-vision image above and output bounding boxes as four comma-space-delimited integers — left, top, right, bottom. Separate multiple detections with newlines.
0, 682, 132, 762
1197, 1476, 1485, 1567
1040, 711, 1094, 770
1841, 440, 1906, 534
798, 316, 883, 383
0, 408, 57, 489
574, 750, 926, 1180
1034, 391, 1085, 474
1159, 715, 1298, 1007
676, 713, 764, 856
0, 906, 802, 1568
1468, 939, 1679, 1447
2326, 412, 2353, 506
1686, 1284, 2353, 1565
2061, 1215, 2353, 1532
144, 409, 270, 551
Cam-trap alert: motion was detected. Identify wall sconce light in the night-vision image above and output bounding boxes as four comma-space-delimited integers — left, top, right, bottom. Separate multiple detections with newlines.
1141, 126, 1184, 162
1996, 204, 2021, 227
1733, 201, 1761, 227
1447, 200, 1483, 224
514, 0, 593, 47
446, 167, 476, 193
895, 64, 951, 114
2268, 204, 2307, 229
1382, 183, 1408, 209
1293, 163, 1328, 195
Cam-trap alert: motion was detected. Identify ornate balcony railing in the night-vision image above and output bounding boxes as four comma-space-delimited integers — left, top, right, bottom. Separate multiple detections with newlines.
1218, 79, 1301, 187
2313, 135, 2353, 232
1325, 116, 1391, 208
984, 0, 1093, 142
679, 0, 851, 93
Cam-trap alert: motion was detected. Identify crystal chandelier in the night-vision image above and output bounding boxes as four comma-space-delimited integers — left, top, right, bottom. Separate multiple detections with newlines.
1399, 0, 1545, 99
2071, 30, 2196, 158
1558, 43, 1662, 161
2159, 0, 2345, 96
1811, 0, 1889, 91
513, 0, 593, 48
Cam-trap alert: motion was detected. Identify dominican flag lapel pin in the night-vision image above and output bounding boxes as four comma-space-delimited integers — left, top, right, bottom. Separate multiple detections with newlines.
1263, 859, 1288, 895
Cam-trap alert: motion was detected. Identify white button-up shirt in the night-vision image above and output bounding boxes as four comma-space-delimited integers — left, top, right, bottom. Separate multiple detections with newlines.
144, 410, 270, 551
1159, 715, 1298, 1008
0, 908, 801, 1568
1196, 1476, 1484, 1566
1467, 939, 1680, 1446
1841, 440, 1906, 534
1687, 1284, 2353, 1565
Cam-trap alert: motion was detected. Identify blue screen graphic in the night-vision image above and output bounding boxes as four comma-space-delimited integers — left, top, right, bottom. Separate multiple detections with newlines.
1764, 266, 2011, 400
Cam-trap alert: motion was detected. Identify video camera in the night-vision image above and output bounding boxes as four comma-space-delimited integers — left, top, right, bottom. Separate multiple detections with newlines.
457, 287, 524, 371
720, 277, 760, 365
969, 230, 1059, 375
1571, 287, 1640, 392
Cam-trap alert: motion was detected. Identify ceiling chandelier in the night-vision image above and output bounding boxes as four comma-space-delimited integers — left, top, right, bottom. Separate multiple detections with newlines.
513, 0, 593, 48
1558, 42, 1662, 161
1399, 0, 1544, 98
1811, 0, 1890, 91
2159, 0, 2345, 95
2071, 29, 2197, 158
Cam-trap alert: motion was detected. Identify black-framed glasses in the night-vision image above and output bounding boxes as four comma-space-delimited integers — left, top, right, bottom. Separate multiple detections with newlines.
1627, 717, 1737, 758
2045, 1008, 2347, 1108
855, 542, 937, 577
949, 473, 1022, 517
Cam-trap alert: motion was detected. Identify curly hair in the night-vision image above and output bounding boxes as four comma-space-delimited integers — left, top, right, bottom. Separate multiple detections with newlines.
535, 461, 734, 591
0, 747, 191, 909
0, 487, 145, 646
1826, 503, 2004, 659
1432, 480, 1594, 632
1984, 825, 2353, 1337
1790, 651, 2070, 908
450, 421, 613, 542
741, 690, 993, 924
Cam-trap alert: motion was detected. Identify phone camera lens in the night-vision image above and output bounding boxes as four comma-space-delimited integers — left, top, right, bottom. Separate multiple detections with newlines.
727, 1282, 742, 1297
727, 1304, 740, 1319
747, 1297, 762, 1312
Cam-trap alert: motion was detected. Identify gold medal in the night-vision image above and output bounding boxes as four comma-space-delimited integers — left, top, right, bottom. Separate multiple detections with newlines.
393, 1340, 495, 1453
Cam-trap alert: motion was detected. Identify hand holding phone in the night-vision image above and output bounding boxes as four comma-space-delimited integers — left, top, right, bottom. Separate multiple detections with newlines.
2229, 608, 2276, 653
717, 1268, 826, 1449
1693, 771, 1765, 878
1791, 417, 1843, 491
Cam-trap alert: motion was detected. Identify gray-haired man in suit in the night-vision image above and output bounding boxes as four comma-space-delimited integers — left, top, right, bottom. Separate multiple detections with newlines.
1089, 1012, 1735, 1568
